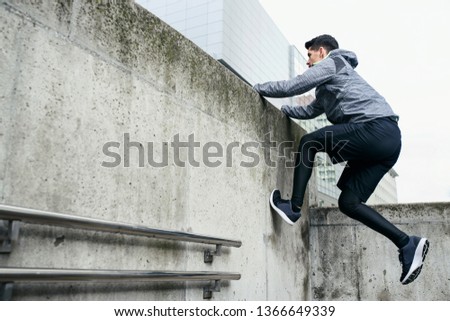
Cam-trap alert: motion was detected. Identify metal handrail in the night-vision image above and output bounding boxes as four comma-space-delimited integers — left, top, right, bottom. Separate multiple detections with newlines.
0, 267, 241, 282
0, 267, 240, 299
0, 204, 241, 248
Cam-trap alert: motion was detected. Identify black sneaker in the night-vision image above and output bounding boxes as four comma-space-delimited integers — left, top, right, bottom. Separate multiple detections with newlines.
398, 236, 429, 285
269, 189, 301, 225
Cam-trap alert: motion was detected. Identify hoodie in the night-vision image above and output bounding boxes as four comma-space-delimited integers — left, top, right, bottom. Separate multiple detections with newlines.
253, 49, 398, 124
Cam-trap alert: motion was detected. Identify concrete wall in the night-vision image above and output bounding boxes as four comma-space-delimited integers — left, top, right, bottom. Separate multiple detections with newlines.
1, 0, 448, 301
310, 203, 450, 300
0, 0, 310, 300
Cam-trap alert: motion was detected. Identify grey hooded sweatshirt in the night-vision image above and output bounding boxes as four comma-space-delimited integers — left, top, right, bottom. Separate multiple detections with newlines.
253, 49, 398, 124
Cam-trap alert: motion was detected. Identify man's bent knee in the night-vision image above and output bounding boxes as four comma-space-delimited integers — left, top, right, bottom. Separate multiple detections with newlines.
338, 189, 361, 218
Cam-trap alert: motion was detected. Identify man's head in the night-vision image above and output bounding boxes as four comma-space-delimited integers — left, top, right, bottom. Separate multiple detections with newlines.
305, 35, 339, 67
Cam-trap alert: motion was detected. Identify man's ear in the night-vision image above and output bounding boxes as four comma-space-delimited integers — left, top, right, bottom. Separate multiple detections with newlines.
319, 47, 328, 58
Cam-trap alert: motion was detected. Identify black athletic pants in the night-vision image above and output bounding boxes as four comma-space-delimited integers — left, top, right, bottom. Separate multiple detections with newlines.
291, 117, 409, 249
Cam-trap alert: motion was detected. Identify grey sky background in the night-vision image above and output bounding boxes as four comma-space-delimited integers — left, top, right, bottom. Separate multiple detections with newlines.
259, 0, 450, 203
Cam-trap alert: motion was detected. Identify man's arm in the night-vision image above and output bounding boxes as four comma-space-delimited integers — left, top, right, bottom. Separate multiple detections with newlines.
281, 99, 324, 119
253, 58, 336, 97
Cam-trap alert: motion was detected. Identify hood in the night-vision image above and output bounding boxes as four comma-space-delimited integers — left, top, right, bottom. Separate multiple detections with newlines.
329, 49, 358, 68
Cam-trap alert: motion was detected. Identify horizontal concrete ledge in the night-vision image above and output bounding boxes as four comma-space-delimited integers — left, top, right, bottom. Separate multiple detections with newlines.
310, 202, 450, 226
0, 267, 241, 282
309, 202, 449, 300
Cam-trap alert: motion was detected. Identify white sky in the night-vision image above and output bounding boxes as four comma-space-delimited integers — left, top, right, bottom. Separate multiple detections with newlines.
259, 0, 450, 204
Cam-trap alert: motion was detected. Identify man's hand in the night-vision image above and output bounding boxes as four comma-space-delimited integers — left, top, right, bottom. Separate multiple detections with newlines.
281, 105, 290, 117
252, 84, 261, 94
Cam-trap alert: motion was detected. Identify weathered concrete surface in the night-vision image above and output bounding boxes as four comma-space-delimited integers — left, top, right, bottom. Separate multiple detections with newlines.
310, 202, 450, 300
2, 0, 447, 302
0, 0, 309, 300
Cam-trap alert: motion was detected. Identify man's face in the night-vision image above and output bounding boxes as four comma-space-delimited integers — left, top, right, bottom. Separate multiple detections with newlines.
306, 47, 327, 67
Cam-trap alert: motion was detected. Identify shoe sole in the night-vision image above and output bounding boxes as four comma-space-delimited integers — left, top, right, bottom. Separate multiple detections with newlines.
269, 189, 294, 226
401, 238, 429, 285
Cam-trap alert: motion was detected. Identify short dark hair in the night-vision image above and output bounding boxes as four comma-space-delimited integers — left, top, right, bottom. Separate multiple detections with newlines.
305, 35, 339, 52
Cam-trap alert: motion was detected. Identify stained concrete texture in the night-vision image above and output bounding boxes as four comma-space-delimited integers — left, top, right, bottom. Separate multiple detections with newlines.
310, 203, 450, 300
0, 0, 308, 300
1, 0, 448, 301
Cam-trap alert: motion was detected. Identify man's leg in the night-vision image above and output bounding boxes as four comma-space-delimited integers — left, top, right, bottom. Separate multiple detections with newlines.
336, 150, 429, 285
290, 123, 356, 210
335, 130, 409, 248
290, 132, 322, 210
338, 187, 409, 248
337, 165, 429, 285
269, 124, 344, 224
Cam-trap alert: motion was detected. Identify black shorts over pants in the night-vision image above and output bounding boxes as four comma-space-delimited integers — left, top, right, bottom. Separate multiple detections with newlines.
307, 117, 401, 202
